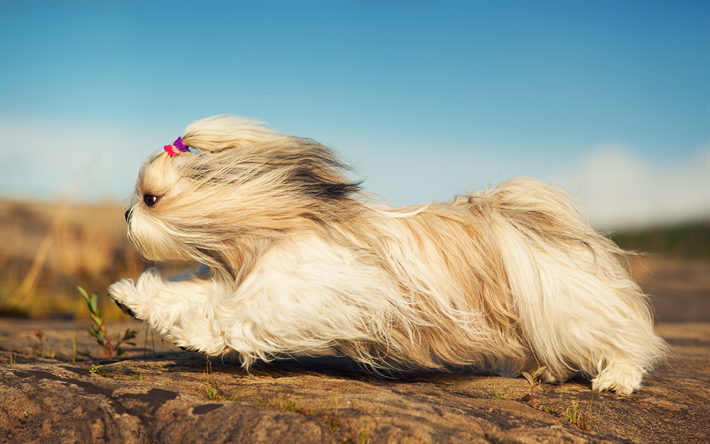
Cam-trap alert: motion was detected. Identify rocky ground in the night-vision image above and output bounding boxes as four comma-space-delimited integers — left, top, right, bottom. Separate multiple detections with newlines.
1, 258, 708, 443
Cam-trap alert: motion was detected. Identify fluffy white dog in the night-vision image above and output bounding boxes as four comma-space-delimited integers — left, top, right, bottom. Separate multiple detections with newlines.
109, 115, 667, 394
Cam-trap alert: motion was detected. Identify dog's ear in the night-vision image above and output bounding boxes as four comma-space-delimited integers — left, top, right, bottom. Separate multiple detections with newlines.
266, 141, 362, 201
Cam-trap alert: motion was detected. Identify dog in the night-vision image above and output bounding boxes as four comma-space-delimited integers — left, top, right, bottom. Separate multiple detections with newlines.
109, 115, 667, 394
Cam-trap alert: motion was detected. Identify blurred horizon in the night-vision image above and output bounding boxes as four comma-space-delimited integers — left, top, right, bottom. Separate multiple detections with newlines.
1, 1, 709, 230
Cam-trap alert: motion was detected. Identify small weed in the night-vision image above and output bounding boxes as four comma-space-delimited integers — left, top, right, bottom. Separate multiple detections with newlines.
322, 394, 340, 432
88, 364, 114, 378
359, 419, 369, 444
281, 396, 314, 415
9, 353, 16, 365
587, 391, 594, 430
32, 330, 55, 359
562, 398, 593, 430
558, 384, 594, 431
72, 322, 78, 363
521, 365, 547, 407
131, 371, 143, 381
322, 410, 339, 432
257, 393, 313, 415
256, 392, 335, 425
203, 357, 221, 399
33, 330, 45, 357
201, 357, 238, 401
205, 380, 221, 400
79, 286, 137, 359
563, 401, 587, 429
488, 378, 511, 399
256, 392, 366, 442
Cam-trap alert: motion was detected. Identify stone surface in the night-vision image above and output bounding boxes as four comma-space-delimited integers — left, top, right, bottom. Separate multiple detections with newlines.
1, 257, 708, 443
1, 321, 708, 443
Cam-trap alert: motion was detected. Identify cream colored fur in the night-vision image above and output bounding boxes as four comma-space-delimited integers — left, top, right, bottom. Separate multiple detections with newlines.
109, 115, 668, 394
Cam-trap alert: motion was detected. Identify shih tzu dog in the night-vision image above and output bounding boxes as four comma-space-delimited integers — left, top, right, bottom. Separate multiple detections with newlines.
109, 115, 667, 394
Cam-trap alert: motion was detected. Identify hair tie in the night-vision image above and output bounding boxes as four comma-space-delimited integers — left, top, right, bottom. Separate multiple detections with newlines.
164, 137, 189, 157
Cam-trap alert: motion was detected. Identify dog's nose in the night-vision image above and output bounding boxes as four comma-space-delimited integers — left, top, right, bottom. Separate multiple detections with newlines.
125, 209, 132, 223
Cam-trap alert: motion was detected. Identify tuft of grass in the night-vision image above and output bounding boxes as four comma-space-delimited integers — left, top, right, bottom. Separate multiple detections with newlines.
322, 394, 340, 432
256, 392, 370, 442
256, 392, 339, 431
558, 384, 594, 431
562, 398, 593, 430
88, 364, 114, 378
489, 378, 501, 399
72, 321, 78, 363
280, 396, 313, 415
132, 371, 143, 381
32, 330, 54, 359
202, 357, 238, 401
359, 419, 369, 444
256, 393, 314, 416
9, 353, 16, 365
79, 286, 137, 359
563, 401, 586, 429
488, 378, 511, 400
203, 357, 221, 400
205, 380, 221, 400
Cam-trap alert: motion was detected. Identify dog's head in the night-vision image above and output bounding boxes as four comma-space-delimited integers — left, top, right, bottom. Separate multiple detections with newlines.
124, 115, 361, 278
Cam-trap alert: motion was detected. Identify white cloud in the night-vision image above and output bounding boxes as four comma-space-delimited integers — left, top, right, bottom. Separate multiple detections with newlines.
550, 144, 710, 229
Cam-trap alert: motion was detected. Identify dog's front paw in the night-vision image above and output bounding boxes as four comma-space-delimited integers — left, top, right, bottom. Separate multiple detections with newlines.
109, 268, 164, 321
108, 279, 140, 319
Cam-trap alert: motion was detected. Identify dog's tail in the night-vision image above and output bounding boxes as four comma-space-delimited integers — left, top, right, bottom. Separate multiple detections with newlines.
469, 178, 668, 382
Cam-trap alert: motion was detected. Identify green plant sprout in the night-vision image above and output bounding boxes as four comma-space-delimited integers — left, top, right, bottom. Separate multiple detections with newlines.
488, 378, 512, 400
563, 401, 585, 428
562, 391, 595, 430
32, 330, 54, 358
79, 286, 137, 359
322, 394, 340, 432
257, 393, 315, 416
204, 357, 221, 400
88, 364, 114, 378
72, 321, 78, 363
521, 365, 547, 407
202, 357, 239, 401
359, 419, 369, 444
256, 392, 355, 440
489, 378, 502, 399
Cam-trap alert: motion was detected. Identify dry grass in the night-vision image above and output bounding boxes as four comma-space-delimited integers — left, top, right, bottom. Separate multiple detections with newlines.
0, 198, 145, 319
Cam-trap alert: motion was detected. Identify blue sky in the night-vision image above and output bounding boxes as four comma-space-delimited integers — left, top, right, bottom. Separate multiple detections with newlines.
1, 0, 708, 228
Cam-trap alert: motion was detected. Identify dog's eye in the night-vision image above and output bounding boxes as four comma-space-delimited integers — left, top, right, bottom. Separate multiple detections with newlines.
143, 195, 158, 207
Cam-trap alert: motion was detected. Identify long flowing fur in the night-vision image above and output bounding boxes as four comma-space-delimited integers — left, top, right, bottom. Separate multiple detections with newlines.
110, 115, 668, 394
